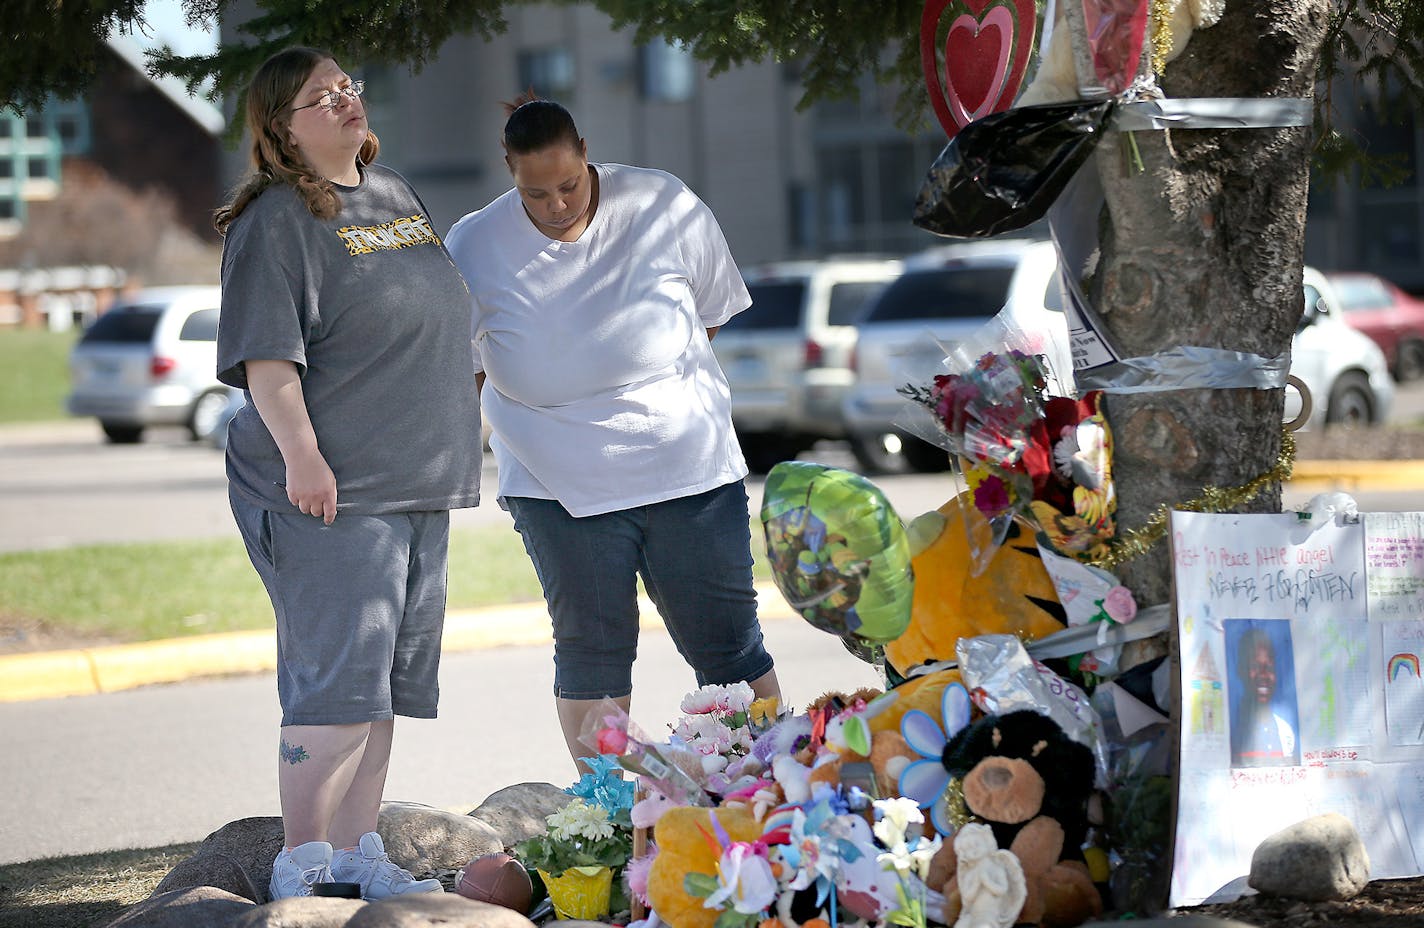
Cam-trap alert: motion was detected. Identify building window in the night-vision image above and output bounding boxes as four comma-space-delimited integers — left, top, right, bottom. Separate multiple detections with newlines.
638, 40, 695, 102
24, 115, 45, 140
517, 47, 575, 100
0, 159, 12, 180
26, 157, 50, 180
0, 198, 15, 219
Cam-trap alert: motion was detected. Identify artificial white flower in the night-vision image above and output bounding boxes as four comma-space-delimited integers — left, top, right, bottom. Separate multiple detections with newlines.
872, 796, 925, 850
547, 798, 615, 841
703, 843, 778, 915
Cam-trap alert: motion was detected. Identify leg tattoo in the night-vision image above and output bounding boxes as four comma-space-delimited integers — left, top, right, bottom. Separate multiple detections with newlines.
279, 739, 310, 765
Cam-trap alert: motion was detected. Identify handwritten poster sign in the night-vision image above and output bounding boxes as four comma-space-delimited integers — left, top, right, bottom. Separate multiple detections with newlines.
1169, 510, 1424, 906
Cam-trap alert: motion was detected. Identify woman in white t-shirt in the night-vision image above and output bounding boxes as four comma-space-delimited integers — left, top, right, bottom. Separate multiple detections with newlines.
445, 97, 780, 767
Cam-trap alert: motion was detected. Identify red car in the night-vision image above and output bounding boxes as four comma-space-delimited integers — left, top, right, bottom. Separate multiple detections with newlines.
1327, 272, 1424, 382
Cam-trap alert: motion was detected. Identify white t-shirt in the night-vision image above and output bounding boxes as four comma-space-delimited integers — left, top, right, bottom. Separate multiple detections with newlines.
445, 163, 750, 517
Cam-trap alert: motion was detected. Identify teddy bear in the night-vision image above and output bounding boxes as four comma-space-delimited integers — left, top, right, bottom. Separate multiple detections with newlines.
929, 709, 1102, 928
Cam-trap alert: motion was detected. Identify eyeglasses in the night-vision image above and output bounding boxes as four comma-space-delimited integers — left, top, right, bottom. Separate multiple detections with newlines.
291, 80, 365, 113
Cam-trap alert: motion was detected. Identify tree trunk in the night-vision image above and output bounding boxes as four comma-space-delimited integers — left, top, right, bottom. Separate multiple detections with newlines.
1089, 0, 1332, 605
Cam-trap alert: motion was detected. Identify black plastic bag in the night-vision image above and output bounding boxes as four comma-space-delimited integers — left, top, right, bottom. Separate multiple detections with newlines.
913, 99, 1115, 239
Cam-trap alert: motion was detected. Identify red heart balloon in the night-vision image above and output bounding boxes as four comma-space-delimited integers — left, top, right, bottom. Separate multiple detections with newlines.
922, 0, 1038, 140
1081, 0, 1149, 94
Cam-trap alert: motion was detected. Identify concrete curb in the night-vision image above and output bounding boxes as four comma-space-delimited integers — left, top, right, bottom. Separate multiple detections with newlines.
0, 584, 799, 704
1, 459, 1418, 704
1290, 460, 1424, 491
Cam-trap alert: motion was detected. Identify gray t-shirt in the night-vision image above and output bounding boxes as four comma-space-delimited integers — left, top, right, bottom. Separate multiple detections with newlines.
217, 164, 481, 514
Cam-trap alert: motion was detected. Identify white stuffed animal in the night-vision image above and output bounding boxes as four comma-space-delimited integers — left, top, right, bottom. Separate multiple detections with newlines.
953, 822, 1029, 928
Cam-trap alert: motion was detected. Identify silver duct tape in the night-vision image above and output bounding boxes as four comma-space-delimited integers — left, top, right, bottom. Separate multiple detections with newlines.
1076, 345, 1290, 393
1114, 97, 1313, 131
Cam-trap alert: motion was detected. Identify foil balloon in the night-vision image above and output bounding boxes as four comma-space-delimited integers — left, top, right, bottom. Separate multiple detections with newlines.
921, 0, 1038, 140
760, 461, 913, 646
1082, 0, 1150, 94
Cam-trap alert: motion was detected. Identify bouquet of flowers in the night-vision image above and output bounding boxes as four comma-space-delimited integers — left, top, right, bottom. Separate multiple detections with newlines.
514, 796, 633, 878
900, 347, 1116, 563
671, 682, 763, 774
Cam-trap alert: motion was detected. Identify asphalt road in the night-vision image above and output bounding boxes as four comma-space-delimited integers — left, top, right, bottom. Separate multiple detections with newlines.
3, 408, 1424, 553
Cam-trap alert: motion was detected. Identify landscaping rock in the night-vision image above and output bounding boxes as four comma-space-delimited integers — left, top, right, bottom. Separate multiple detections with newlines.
230, 896, 365, 927
467, 782, 571, 848
152, 850, 263, 902
172, 815, 286, 898
346, 893, 537, 927
103, 886, 255, 928
1249, 812, 1370, 902
378, 801, 503, 873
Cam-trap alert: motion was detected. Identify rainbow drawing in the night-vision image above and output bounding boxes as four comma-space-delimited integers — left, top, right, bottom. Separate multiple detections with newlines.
1388, 653, 1420, 680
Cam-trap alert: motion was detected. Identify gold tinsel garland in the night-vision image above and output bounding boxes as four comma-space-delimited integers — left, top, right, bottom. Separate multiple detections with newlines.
1085, 429, 1297, 571
1148, 0, 1177, 78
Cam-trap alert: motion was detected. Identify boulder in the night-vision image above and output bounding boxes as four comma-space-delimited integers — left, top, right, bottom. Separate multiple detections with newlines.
378, 801, 503, 873
346, 893, 537, 927
230, 896, 365, 927
164, 815, 285, 898
102, 886, 255, 928
152, 850, 263, 903
1249, 812, 1370, 902
466, 783, 571, 848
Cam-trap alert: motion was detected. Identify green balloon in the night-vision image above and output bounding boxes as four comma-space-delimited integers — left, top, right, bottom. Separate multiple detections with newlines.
760, 461, 914, 645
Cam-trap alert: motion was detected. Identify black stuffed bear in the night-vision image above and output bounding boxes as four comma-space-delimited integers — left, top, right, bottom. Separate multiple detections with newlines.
929, 709, 1101, 928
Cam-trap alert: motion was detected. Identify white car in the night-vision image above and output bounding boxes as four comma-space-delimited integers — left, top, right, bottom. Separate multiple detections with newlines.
841, 240, 1071, 473
66, 286, 231, 444
1290, 267, 1394, 429
714, 257, 902, 471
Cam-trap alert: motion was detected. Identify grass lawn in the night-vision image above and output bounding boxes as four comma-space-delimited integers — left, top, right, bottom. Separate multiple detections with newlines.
0, 843, 200, 928
0, 525, 544, 644
0, 329, 76, 423
0, 524, 773, 646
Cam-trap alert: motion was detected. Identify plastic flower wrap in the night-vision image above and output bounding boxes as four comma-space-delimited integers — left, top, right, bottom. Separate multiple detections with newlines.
899, 332, 1116, 568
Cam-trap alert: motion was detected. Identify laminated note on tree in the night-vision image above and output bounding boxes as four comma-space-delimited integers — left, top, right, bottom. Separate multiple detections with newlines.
1165, 510, 1424, 907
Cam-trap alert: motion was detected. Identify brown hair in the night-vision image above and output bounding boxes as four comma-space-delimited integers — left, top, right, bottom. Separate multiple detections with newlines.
214, 47, 380, 235
501, 91, 581, 157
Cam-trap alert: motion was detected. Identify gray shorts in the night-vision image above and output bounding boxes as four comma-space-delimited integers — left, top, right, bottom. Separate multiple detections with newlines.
230, 487, 450, 726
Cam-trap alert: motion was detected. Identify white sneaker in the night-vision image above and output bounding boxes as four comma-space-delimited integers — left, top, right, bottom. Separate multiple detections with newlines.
269, 840, 335, 900
330, 832, 443, 899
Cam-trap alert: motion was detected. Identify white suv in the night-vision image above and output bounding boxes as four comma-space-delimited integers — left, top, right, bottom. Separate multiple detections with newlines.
842, 240, 1071, 472
713, 258, 902, 472
66, 286, 232, 444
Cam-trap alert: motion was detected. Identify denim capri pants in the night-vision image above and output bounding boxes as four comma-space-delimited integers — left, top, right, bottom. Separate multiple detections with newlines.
506, 480, 775, 700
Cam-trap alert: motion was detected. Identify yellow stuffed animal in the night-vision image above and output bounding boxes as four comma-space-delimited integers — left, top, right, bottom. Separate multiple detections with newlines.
885, 493, 1068, 678
647, 806, 763, 928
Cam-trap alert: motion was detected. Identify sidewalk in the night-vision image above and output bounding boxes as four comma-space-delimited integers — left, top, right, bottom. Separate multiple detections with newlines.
2, 460, 1420, 704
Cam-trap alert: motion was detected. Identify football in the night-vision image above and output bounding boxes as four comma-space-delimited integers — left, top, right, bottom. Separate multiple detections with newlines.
455, 852, 534, 913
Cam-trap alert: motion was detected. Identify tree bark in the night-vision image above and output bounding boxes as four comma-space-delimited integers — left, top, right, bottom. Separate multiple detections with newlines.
1089, 0, 1332, 604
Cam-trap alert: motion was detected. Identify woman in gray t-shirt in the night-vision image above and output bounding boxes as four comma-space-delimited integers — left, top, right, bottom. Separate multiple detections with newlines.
214, 47, 481, 902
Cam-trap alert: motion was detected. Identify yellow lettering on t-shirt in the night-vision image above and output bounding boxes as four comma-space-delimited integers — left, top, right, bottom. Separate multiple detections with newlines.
336, 214, 440, 256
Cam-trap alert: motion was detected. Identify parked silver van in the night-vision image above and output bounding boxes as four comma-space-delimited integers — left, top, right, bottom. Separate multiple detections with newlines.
714, 258, 902, 471
66, 286, 231, 444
